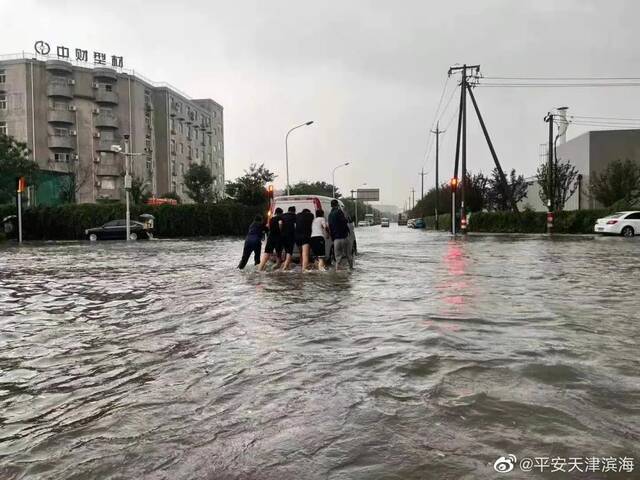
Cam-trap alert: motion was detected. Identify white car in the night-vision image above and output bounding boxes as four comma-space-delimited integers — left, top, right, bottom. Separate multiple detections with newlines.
594, 211, 640, 237
358, 220, 369, 227
380, 217, 390, 227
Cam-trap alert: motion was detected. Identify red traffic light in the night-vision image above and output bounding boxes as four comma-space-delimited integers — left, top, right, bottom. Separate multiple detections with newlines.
450, 177, 458, 189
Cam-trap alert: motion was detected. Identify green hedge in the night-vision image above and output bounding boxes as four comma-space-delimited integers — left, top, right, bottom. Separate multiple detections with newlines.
424, 209, 611, 234
0, 202, 261, 240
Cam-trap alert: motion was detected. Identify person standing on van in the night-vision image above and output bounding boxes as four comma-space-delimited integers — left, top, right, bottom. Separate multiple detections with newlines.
280, 206, 297, 270
237, 214, 267, 270
258, 207, 283, 271
311, 209, 329, 270
328, 200, 353, 270
295, 208, 315, 271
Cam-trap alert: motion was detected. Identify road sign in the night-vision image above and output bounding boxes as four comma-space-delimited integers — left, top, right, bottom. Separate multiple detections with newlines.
356, 188, 380, 201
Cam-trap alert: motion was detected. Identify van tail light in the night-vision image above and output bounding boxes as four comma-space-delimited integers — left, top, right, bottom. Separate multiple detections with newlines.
607, 220, 618, 225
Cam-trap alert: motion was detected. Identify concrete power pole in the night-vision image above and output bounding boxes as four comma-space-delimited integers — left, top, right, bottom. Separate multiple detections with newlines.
431, 122, 445, 230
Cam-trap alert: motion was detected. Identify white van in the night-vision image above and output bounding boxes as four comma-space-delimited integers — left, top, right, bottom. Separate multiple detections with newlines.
270, 195, 357, 261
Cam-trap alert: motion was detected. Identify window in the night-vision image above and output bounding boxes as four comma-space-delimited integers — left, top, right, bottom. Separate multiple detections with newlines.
105, 84, 113, 92
172, 180, 177, 192
180, 183, 185, 194
54, 152, 70, 162
179, 121, 183, 134
171, 139, 176, 154
171, 158, 176, 175
180, 163, 185, 175
170, 118, 175, 131
0, 121, 6, 135
0, 93, 6, 110
145, 138, 152, 150
53, 127, 69, 136
208, 134, 212, 145
208, 153, 212, 163
187, 145, 192, 159
625, 212, 640, 219
179, 143, 184, 154
0, 70, 5, 83
146, 158, 152, 171
195, 148, 199, 160
101, 178, 116, 190
195, 129, 198, 140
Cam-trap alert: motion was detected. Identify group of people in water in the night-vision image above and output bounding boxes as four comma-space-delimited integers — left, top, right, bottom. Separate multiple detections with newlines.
238, 199, 355, 272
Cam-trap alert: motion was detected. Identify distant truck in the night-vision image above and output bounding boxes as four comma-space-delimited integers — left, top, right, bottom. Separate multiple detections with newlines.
398, 213, 408, 226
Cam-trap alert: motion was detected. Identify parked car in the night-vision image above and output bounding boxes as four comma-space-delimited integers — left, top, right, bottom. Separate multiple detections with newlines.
414, 218, 425, 229
271, 195, 357, 260
594, 211, 640, 237
407, 219, 416, 228
358, 220, 369, 227
86, 219, 153, 241
380, 217, 390, 227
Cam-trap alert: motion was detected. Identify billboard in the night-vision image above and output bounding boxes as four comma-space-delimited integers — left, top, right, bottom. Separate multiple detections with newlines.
356, 188, 380, 201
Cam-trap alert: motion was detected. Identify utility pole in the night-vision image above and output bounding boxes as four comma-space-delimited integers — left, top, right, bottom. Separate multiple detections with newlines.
431, 122, 445, 230
419, 168, 427, 201
410, 188, 416, 211
544, 112, 555, 233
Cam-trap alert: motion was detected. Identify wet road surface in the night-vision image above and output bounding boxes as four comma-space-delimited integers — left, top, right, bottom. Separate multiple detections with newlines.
0, 227, 639, 479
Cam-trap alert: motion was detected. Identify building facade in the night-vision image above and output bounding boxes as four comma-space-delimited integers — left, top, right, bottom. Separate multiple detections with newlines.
0, 54, 224, 203
520, 129, 640, 211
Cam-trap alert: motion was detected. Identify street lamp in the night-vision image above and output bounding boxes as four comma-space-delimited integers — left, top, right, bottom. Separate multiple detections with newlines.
285, 120, 314, 195
331, 162, 350, 198
111, 135, 143, 242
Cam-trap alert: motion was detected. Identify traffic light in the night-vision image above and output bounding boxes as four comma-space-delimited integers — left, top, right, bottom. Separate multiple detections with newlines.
17, 177, 26, 193
266, 184, 274, 199
450, 177, 458, 189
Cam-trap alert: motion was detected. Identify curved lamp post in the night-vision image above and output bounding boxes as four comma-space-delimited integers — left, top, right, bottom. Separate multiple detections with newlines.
331, 162, 350, 198
285, 120, 314, 195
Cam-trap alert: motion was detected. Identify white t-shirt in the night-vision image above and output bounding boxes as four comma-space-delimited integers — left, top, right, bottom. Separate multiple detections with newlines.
311, 217, 328, 238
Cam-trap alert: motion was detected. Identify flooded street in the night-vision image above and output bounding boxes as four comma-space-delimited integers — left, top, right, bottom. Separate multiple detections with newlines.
1, 227, 639, 479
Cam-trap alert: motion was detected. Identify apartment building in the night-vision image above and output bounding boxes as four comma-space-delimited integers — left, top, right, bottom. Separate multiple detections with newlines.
0, 53, 224, 203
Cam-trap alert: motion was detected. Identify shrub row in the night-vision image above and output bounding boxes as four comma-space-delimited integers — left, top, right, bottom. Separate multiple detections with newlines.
423, 209, 611, 234
0, 202, 262, 240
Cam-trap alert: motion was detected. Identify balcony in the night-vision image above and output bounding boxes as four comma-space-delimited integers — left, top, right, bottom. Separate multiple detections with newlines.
95, 113, 119, 128
47, 108, 75, 124
95, 90, 119, 104
95, 139, 118, 152
45, 60, 72, 74
96, 164, 121, 176
93, 68, 118, 81
47, 82, 73, 98
48, 135, 75, 149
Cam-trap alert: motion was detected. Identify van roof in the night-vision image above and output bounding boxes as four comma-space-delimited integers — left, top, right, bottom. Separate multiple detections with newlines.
274, 195, 336, 202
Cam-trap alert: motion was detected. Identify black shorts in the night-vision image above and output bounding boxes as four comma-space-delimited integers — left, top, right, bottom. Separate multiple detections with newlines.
264, 236, 282, 255
295, 234, 311, 248
282, 237, 295, 255
310, 236, 326, 258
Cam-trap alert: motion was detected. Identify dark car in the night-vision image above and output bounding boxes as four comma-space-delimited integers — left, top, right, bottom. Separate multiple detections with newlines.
85, 220, 153, 241
414, 218, 425, 229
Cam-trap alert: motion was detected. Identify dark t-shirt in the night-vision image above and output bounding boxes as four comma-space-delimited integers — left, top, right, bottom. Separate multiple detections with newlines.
246, 221, 267, 241
328, 208, 350, 240
280, 212, 296, 239
268, 215, 281, 239
295, 211, 314, 238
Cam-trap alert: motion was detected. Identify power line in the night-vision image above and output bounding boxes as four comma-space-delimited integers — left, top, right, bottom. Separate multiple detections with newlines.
478, 82, 640, 88
484, 75, 640, 81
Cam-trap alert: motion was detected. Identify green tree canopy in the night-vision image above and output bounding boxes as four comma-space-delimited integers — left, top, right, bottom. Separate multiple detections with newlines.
0, 133, 38, 204
289, 181, 340, 198
184, 163, 215, 203
487, 168, 528, 211
589, 159, 640, 208
536, 158, 579, 212
225, 163, 276, 206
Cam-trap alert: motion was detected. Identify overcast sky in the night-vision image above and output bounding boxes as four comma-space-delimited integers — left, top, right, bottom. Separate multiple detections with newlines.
4, 0, 640, 207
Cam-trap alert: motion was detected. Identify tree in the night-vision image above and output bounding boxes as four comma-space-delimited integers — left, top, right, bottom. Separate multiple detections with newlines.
289, 181, 340, 198
184, 164, 215, 203
487, 168, 528, 211
130, 176, 151, 205
536, 158, 579, 212
589, 159, 640, 208
464, 172, 489, 212
225, 163, 276, 206
0, 133, 38, 204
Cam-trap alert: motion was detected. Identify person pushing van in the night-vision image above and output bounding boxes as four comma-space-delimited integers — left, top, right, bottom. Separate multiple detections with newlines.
280, 206, 297, 270
238, 214, 268, 270
258, 207, 283, 271
328, 199, 353, 270
295, 208, 315, 271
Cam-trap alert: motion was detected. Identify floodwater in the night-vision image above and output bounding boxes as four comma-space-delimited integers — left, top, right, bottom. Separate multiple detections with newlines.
0, 227, 638, 480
